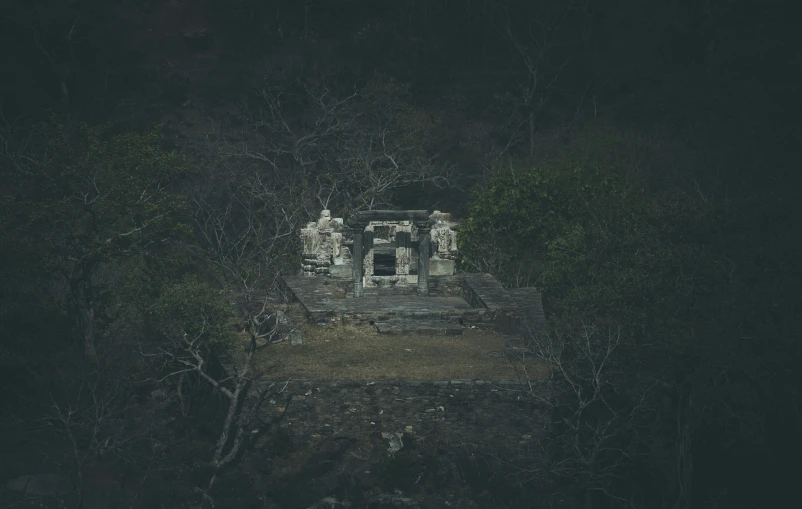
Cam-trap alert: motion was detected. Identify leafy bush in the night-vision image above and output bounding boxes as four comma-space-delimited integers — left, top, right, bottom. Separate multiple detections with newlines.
148, 275, 238, 353
459, 124, 725, 345
459, 162, 633, 288
1, 119, 192, 358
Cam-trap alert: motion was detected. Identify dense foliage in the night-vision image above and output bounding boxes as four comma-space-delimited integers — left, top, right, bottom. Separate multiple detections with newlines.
459, 123, 799, 507
0, 0, 798, 507
1, 122, 191, 360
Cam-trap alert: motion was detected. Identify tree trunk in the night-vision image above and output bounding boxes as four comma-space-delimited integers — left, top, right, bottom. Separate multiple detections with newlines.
72, 277, 97, 361
674, 386, 694, 509
304, 1, 310, 40
529, 108, 536, 156
209, 379, 249, 488
81, 303, 97, 360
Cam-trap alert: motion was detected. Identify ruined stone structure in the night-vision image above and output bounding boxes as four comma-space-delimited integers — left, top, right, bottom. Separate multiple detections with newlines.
291, 208, 544, 340
300, 209, 459, 297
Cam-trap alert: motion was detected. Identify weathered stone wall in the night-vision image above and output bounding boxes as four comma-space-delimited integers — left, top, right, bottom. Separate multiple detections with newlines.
295, 275, 467, 300
426, 275, 463, 297
259, 379, 551, 451
280, 275, 502, 327
302, 209, 461, 280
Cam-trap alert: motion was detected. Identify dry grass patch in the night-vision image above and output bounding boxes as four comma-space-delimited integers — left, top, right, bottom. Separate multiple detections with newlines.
253, 306, 548, 381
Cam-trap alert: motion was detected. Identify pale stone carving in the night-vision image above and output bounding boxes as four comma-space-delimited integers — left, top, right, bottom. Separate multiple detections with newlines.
300, 209, 345, 276
429, 210, 459, 260
300, 209, 459, 280
428, 210, 459, 276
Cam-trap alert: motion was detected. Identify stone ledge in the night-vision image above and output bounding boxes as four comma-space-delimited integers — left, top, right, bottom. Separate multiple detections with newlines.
461, 274, 519, 312
375, 320, 462, 336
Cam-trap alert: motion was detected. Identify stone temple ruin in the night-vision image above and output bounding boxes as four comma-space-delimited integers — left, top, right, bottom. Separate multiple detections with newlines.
300, 209, 458, 295
282, 209, 545, 340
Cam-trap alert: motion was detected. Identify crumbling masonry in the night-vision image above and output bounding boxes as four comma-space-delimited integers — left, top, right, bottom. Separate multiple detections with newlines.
300, 210, 459, 296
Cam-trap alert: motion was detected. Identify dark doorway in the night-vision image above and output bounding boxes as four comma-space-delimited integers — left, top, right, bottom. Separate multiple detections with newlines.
373, 250, 396, 276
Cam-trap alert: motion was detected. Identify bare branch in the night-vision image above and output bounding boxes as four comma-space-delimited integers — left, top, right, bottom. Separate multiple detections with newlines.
509, 316, 661, 504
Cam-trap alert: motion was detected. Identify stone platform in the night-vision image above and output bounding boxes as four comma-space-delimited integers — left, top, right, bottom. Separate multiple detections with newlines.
280, 275, 480, 325
280, 274, 545, 339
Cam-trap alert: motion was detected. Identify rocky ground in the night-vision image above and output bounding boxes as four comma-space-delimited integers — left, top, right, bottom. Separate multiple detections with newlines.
1, 376, 557, 509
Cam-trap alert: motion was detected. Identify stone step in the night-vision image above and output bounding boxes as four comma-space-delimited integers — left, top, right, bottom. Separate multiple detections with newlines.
462, 273, 519, 311
375, 319, 463, 336
508, 287, 546, 339
362, 286, 418, 297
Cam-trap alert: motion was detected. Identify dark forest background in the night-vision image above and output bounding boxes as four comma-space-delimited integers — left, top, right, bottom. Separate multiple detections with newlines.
0, 1, 800, 508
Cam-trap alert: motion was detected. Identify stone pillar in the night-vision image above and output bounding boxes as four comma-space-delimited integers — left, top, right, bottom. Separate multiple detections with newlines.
362, 228, 374, 283
350, 223, 367, 297
395, 229, 412, 276
416, 221, 432, 296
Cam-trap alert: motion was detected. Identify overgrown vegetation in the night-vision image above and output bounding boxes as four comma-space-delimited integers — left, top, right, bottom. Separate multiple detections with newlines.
1, 0, 798, 508
458, 122, 799, 507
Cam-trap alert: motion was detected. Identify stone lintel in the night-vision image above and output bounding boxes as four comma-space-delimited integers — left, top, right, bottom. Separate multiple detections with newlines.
352, 210, 430, 223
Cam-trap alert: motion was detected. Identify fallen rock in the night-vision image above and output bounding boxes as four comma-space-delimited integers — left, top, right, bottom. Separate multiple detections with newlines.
366, 492, 419, 508
4, 475, 30, 492
381, 432, 404, 456
5, 473, 73, 497
307, 496, 351, 508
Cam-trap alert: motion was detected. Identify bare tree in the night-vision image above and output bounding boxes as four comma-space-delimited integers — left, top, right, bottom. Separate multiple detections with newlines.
6, 0, 81, 107
0, 120, 190, 362
183, 162, 301, 283
146, 299, 287, 491
3, 359, 165, 509
485, 0, 582, 158
511, 317, 661, 509
140, 158, 300, 494
194, 70, 454, 218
